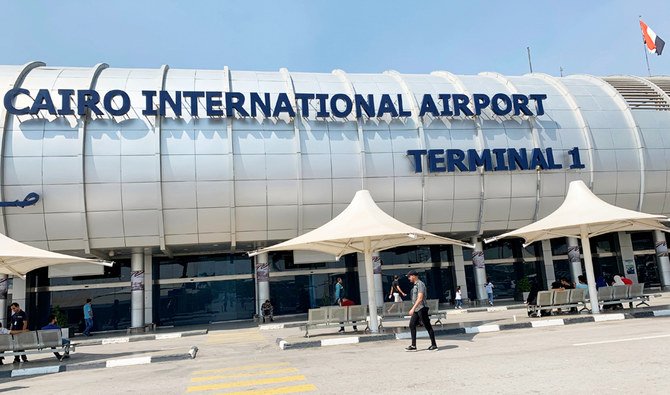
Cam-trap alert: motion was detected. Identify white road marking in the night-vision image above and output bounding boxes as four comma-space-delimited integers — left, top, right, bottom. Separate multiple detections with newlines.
573, 333, 670, 346
321, 336, 359, 346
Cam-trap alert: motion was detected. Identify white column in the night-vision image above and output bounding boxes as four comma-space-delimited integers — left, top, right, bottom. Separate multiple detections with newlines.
452, 245, 469, 300
372, 252, 384, 306
10, 277, 27, 313
357, 253, 369, 305
131, 248, 145, 328
255, 253, 270, 314
363, 238, 379, 332
0, 275, 8, 326
541, 240, 556, 289
472, 237, 487, 302
617, 232, 638, 283
567, 237, 583, 283
143, 248, 153, 324
653, 230, 670, 290
580, 226, 600, 314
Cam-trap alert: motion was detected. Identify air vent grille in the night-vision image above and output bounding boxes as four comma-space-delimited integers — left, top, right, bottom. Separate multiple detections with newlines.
602, 77, 670, 110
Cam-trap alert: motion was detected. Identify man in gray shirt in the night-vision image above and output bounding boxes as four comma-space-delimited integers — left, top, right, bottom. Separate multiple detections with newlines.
406, 270, 437, 351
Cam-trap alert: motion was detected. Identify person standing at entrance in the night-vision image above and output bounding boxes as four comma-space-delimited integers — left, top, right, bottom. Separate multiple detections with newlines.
455, 286, 463, 309
9, 302, 29, 363
405, 270, 437, 352
334, 278, 344, 306
83, 298, 94, 336
485, 278, 495, 306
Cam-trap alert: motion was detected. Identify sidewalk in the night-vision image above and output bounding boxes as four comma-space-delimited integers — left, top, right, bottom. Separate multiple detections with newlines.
271, 292, 670, 350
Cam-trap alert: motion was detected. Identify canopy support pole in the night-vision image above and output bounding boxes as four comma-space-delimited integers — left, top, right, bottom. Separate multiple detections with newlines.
580, 225, 600, 314
363, 238, 379, 332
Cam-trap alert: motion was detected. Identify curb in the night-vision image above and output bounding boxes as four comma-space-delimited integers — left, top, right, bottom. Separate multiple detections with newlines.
74, 329, 208, 347
0, 346, 198, 379
276, 309, 670, 350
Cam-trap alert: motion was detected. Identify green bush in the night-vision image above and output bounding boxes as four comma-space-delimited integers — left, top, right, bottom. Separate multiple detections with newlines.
51, 305, 68, 328
516, 277, 532, 293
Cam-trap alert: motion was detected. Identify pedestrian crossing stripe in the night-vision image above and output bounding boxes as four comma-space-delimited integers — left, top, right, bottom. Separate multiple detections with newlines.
186, 375, 306, 392
190, 368, 299, 382
221, 384, 318, 395
193, 362, 291, 376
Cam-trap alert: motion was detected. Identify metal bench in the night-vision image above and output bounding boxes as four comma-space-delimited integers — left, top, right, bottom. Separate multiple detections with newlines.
379, 299, 445, 329
302, 306, 370, 337
599, 284, 649, 309
0, 329, 73, 360
527, 289, 588, 317
426, 299, 447, 326
628, 283, 650, 307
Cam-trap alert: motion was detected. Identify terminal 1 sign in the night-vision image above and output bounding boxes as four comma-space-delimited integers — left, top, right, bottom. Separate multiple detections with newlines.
3, 89, 547, 119
407, 147, 586, 173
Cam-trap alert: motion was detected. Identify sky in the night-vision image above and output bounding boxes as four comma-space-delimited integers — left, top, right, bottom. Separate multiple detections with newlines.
1, 0, 669, 77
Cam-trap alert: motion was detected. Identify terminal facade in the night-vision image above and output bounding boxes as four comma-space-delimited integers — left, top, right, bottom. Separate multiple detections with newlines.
1, 62, 670, 330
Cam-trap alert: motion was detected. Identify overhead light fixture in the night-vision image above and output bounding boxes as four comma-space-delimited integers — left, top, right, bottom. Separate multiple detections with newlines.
407, 233, 418, 239
108, 250, 115, 257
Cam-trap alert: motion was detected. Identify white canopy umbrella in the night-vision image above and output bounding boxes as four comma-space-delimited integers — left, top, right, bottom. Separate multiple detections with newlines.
485, 180, 670, 313
0, 233, 112, 277
250, 190, 473, 331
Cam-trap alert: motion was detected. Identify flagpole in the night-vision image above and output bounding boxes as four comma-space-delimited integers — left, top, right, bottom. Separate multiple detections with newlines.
526, 46, 533, 73
640, 15, 652, 76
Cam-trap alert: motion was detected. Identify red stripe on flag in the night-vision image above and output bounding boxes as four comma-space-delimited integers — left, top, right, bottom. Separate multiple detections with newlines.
640, 20, 657, 51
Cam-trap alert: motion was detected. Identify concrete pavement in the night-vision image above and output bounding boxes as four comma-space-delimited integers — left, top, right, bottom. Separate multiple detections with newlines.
0, 315, 668, 393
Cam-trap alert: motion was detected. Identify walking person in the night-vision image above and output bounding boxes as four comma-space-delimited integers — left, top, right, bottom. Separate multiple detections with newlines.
42, 314, 71, 361
388, 275, 406, 302
9, 302, 29, 363
334, 277, 346, 333
455, 286, 463, 309
387, 275, 406, 313
405, 270, 437, 352
334, 277, 344, 306
485, 278, 495, 306
83, 298, 94, 336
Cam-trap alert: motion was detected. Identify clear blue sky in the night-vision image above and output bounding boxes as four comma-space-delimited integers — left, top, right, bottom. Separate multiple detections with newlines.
1, 0, 669, 76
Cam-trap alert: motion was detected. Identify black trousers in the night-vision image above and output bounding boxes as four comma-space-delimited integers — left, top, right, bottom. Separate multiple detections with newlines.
409, 307, 436, 347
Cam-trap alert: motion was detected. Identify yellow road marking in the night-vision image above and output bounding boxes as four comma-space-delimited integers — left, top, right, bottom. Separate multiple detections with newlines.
218, 384, 318, 395
192, 362, 291, 376
191, 368, 299, 382
187, 375, 306, 392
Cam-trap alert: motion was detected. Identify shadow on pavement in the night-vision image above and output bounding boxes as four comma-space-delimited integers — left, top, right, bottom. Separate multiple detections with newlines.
0, 386, 29, 392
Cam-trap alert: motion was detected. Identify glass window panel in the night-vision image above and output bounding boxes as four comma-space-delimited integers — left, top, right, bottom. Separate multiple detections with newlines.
551, 239, 568, 256
28, 287, 131, 332
155, 254, 252, 279
45, 260, 132, 286
380, 246, 432, 265
156, 279, 255, 325
631, 231, 655, 251
634, 254, 660, 287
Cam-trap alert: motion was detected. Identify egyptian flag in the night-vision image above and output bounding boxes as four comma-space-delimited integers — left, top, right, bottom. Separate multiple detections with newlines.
640, 20, 665, 55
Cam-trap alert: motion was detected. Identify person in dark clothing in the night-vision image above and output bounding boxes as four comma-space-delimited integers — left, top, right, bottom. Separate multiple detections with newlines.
9, 302, 29, 363
261, 299, 274, 323
42, 314, 71, 361
405, 270, 437, 352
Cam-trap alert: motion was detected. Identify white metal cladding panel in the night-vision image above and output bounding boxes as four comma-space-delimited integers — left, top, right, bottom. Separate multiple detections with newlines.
5, 67, 670, 249
633, 110, 670, 215
300, 129, 330, 153
4, 67, 89, 245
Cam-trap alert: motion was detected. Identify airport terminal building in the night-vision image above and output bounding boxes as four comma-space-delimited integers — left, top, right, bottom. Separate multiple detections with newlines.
1, 62, 670, 330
